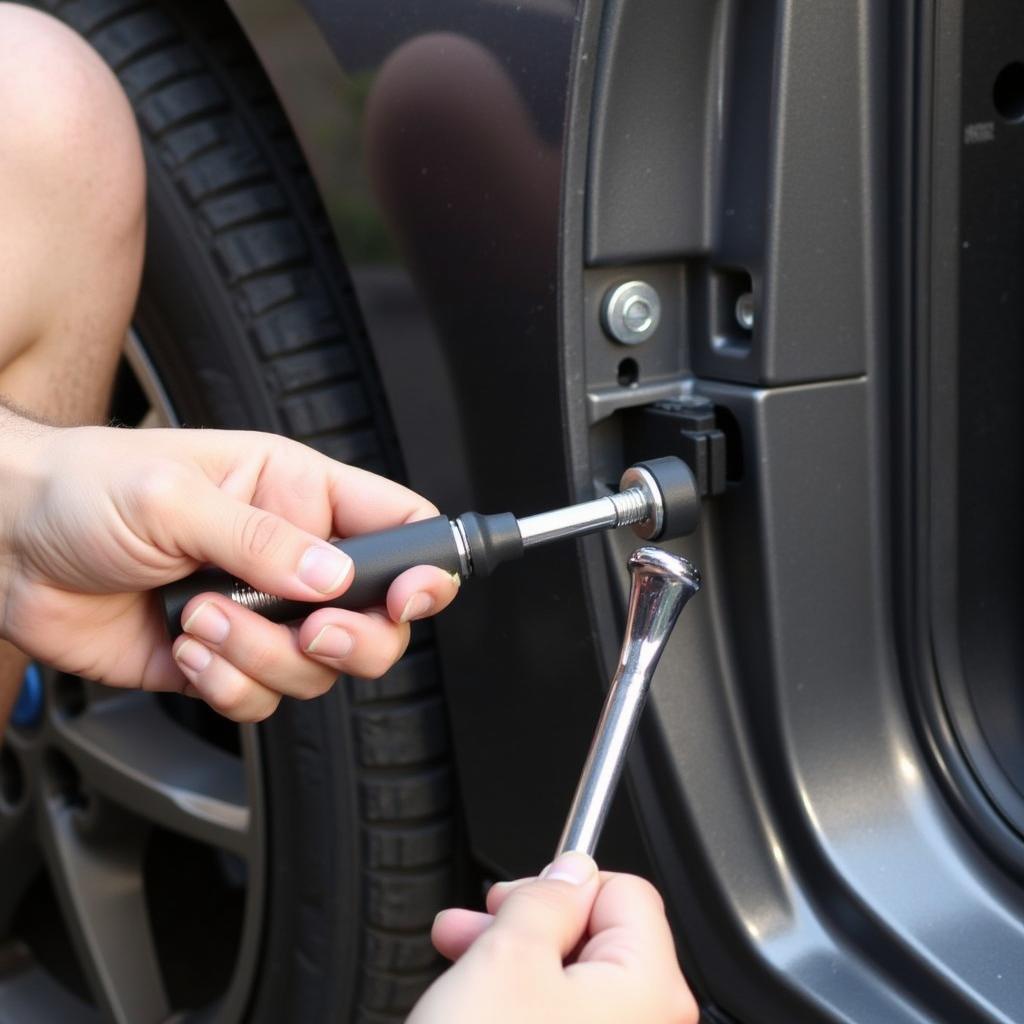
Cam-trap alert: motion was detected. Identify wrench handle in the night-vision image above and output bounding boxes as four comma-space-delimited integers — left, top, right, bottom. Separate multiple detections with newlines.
555, 547, 701, 858
161, 515, 462, 637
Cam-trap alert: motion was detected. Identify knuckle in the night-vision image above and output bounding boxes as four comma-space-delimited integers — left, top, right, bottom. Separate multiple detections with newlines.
131, 463, 187, 517
613, 874, 665, 915
243, 636, 283, 682
505, 883, 563, 921
208, 676, 251, 718
471, 925, 531, 966
248, 693, 281, 724
238, 510, 284, 561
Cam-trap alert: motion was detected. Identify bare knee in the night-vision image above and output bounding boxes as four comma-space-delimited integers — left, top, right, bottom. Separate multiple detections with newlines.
0, 5, 144, 406
0, 3, 145, 244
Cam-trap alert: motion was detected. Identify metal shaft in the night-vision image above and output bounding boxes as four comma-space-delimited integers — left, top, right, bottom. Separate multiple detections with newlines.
515, 487, 651, 549
555, 547, 701, 858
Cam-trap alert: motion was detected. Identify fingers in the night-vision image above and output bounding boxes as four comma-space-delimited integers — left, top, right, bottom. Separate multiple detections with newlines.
575, 873, 676, 968
385, 565, 461, 623
298, 606, 411, 677
177, 588, 417, 707
184, 430, 439, 539
485, 875, 536, 914
177, 595, 340, 700
167, 478, 355, 604
160, 458, 460, 624
431, 909, 494, 961
324, 460, 440, 537
479, 852, 600, 963
171, 633, 281, 722
567, 874, 698, 1024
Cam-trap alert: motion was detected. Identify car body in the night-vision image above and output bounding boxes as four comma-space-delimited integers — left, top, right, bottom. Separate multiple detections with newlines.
4, 0, 1023, 1021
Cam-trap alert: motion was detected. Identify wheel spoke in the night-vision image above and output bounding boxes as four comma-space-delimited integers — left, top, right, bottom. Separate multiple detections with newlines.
37, 799, 168, 1024
0, 813, 41, 937
51, 694, 250, 857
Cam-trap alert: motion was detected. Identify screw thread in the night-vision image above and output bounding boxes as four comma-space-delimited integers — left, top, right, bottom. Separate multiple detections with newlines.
610, 487, 649, 527
231, 580, 282, 615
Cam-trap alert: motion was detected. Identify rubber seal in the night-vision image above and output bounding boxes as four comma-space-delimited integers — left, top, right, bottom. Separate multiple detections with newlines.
631, 457, 700, 540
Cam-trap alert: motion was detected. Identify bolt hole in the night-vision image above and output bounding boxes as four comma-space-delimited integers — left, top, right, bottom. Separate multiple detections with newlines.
994, 62, 1024, 123
53, 675, 86, 719
0, 746, 25, 809
617, 358, 639, 387
45, 750, 87, 810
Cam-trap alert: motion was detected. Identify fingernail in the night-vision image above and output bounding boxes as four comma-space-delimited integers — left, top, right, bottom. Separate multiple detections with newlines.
175, 638, 212, 673
489, 878, 531, 896
399, 592, 434, 623
305, 625, 354, 660
298, 545, 353, 594
540, 852, 596, 886
182, 601, 230, 645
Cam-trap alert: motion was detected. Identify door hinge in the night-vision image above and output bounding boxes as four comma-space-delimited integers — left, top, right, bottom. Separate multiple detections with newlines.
627, 396, 728, 498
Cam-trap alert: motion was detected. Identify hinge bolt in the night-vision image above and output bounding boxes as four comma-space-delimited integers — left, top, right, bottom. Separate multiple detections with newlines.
602, 281, 661, 344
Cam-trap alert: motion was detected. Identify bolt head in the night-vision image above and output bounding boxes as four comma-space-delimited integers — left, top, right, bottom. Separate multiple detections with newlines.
602, 281, 661, 345
735, 291, 755, 331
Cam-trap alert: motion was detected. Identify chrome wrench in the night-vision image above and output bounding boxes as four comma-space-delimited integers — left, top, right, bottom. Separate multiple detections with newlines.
556, 547, 701, 858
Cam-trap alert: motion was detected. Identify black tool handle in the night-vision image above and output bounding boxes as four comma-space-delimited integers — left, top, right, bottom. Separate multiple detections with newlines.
161, 515, 461, 637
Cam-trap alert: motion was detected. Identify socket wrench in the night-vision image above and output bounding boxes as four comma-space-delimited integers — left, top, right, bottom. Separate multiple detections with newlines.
556, 547, 701, 858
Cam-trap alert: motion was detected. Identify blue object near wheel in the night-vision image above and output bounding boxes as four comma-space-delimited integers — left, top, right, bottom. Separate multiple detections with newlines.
11, 663, 43, 729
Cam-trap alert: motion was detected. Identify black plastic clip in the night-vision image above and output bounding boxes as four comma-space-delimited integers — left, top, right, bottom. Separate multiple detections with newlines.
627, 396, 727, 498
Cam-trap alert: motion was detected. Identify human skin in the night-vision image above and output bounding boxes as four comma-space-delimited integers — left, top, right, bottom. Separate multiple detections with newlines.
0, 6, 459, 724
0, 3, 147, 729
411, 851, 699, 1024
0, 408, 460, 721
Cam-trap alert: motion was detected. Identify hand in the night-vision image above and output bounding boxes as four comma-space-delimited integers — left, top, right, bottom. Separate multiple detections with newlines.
0, 421, 460, 721
410, 852, 698, 1024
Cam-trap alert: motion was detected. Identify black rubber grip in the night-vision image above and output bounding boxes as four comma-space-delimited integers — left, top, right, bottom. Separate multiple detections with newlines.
458, 512, 524, 576
161, 515, 461, 637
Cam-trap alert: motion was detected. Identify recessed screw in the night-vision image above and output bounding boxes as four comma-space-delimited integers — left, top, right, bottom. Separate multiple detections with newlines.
735, 292, 755, 331
602, 281, 661, 345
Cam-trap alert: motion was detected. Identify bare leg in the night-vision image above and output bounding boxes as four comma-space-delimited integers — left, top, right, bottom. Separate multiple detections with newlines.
0, 4, 145, 732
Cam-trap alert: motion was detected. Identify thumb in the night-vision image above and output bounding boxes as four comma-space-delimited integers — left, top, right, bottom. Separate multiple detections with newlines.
176, 482, 353, 602
487, 852, 599, 961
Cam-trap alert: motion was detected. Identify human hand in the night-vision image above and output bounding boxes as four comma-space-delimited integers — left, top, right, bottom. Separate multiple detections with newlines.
409, 852, 698, 1024
0, 422, 459, 721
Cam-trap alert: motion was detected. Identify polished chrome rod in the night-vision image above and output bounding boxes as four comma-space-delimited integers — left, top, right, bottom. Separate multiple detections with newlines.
555, 547, 701, 858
